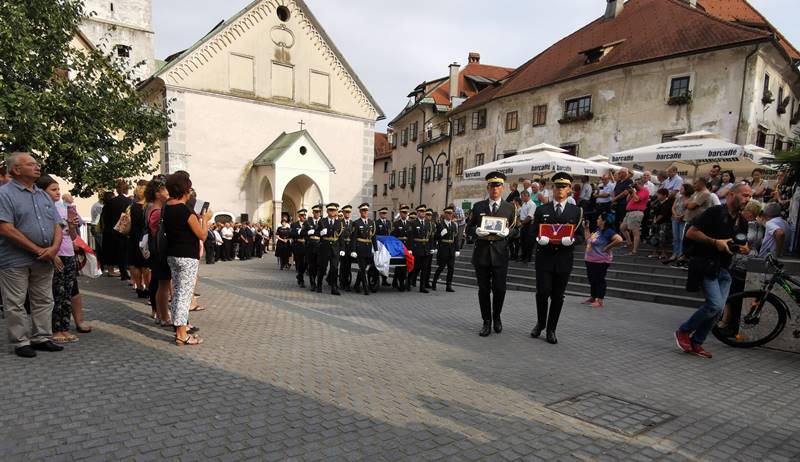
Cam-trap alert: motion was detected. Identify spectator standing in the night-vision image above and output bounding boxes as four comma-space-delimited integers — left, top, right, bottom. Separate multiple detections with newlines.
611, 168, 633, 229
675, 184, 752, 359
0, 153, 65, 358
648, 188, 674, 259
128, 180, 150, 298
579, 176, 593, 209
522, 179, 533, 196
221, 223, 233, 261
101, 179, 132, 279
666, 183, 693, 264
706, 164, 722, 193
506, 181, 520, 204
212, 224, 223, 261
275, 217, 292, 269
620, 179, 650, 255
595, 174, 615, 214
539, 179, 552, 204
662, 166, 683, 199
518, 190, 536, 264
758, 202, 790, 258
750, 168, 767, 202
715, 170, 736, 205
582, 212, 624, 308
530, 181, 543, 207
204, 224, 216, 264
642, 171, 657, 197
454, 205, 466, 250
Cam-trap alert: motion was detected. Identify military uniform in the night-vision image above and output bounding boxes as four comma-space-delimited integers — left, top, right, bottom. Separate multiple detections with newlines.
391, 205, 411, 291
315, 203, 344, 295
303, 205, 322, 291
351, 203, 376, 296
424, 209, 436, 289
531, 172, 584, 344
290, 210, 308, 287
338, 205, 354, 291
407, 205, 433, 293
432, 206, 459, 292
466, 172, 519, 336
375, 207, 392, 287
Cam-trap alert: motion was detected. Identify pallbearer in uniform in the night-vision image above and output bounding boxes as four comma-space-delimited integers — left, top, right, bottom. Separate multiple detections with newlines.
291, 209, 308, 288
338, 205, 354, 291
391, 205, 411, 291
375, 207, 392, 287
466, 172, 518, 337
351, 203, 376, 296
407, 205, 432, 293
303, 204, 322, 291
531, 172, 583, 344
424, 209, 436, 289
431, 205, 460, 292
316, 203, 343, 295
407, 210, 419, 287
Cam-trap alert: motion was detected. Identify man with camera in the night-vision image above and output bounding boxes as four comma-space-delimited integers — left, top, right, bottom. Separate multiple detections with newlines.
675, 183, 752, 359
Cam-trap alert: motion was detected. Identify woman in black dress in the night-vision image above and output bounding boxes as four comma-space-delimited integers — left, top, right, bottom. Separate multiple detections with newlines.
275, 218, 292, 269
128, 180, 150, 298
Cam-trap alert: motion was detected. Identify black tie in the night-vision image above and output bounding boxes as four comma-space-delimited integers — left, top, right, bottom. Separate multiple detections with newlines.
556, 203, 562, 217
491, 202, 498, 215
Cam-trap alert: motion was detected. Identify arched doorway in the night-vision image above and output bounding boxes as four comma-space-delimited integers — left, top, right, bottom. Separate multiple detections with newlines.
278, 174, 323, 221
255, 176, 274, 225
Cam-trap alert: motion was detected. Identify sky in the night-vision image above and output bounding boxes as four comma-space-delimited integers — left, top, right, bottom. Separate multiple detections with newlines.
153, 0, 800, 132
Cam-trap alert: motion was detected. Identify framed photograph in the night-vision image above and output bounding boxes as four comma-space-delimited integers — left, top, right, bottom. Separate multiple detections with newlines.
480, 216, 507, 234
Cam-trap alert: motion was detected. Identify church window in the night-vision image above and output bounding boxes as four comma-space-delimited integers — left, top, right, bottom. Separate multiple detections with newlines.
435, 164, 444, 181
277, 5, 291, 22
230, 54, 254, 93
115, 45, 131, 58
475, 153, 484, 166
472, 109, 486, 130
300, 146, 308, 155
455, 157, 464, 175
423, 166, 432, 183
410, 122, 418, 142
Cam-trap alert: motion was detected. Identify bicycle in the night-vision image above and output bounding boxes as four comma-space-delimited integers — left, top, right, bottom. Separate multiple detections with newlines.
712, 254, 800, 348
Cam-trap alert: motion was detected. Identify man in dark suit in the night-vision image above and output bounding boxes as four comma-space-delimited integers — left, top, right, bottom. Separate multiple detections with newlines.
466, 172, 519, 337
303, 205, 322, 291
338, 205, 354, 291
531, 172, 584, 344
291, 209, 308, 288
407, 205, 433, 293
375, 207, 392, 287
431, 205, 460, 292
391, 205, 411, 291
350, 203, 376, 296
316, 203, 343, 295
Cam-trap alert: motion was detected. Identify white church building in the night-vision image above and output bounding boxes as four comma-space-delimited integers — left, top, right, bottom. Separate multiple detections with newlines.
139, 0, 384, 224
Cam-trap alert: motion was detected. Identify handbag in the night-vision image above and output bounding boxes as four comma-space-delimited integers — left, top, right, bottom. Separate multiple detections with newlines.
139, 234, 150, 260
113, 205, 132, 235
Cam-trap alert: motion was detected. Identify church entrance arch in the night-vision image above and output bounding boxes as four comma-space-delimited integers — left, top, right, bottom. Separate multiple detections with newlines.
278, 174, 323, 222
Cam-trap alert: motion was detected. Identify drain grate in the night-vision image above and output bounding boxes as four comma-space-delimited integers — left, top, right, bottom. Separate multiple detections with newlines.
547, 391, 675, 436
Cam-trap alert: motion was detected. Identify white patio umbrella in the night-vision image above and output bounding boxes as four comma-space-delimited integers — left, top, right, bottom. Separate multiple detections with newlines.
463, 143, 612, 180
608, 131, 774, 178
586, 155, 643, 178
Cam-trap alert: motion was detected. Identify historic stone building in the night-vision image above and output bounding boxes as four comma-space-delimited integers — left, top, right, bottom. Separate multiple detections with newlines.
138, 0, 383, 225
372, 132, 394, 214
80, 0, 155, 82
448, 0, 800, 206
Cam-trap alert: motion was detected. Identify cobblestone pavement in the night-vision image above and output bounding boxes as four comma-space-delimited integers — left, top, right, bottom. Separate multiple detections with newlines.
2, 257, 800, 462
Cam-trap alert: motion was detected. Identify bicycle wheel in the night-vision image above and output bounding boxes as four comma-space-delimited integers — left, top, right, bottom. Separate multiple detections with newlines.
712, 290, 788, 348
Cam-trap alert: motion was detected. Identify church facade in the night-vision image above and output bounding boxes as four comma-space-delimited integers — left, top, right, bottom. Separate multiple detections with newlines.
139, 0, 383, 225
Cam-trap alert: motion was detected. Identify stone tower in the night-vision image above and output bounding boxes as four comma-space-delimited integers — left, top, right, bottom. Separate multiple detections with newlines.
79, 0, 155, 82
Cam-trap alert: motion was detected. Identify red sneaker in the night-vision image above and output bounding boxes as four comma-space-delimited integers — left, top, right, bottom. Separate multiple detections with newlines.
674, 330, 693, 353
692, 344, 713, 359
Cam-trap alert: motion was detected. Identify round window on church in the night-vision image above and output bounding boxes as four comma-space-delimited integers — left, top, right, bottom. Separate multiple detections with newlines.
299, 146, 307, 155
276, 5, 291, 22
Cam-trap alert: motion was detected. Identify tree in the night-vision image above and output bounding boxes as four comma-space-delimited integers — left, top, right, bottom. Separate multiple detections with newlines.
0, 0, 172, 196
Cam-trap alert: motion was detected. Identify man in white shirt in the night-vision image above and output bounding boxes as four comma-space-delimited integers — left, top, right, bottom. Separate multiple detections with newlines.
539, 180, 552, 204
579, 176, 593, 205
213, 225, 224, 262
663, 166, 683, 199
522, 179, 533, 197
221, 223, 234, 261
595, 174, 615, 213
518, 190, 537, 263
642, 171, 657, 197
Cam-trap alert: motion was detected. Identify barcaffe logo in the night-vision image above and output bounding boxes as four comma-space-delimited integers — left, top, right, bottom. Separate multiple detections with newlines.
465, 171, 482, 179
656, 152, 682, 160
530, 164, 552, 172
613, 155, 634, 162
707, 149, 738, 158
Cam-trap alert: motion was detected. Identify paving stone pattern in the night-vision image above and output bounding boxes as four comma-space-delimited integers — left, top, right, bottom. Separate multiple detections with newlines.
2, 257, 800, 461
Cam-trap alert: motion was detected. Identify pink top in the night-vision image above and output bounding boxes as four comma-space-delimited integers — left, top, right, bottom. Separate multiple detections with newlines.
626, 188, 650, 212
56, 203, 74, 257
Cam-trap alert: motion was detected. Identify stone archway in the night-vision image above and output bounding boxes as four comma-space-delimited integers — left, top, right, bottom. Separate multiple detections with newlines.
277, 174, 323, 222
255, 176, 274, 225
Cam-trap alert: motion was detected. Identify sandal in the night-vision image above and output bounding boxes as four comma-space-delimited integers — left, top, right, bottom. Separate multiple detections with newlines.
189, 305, 205, 311
175, 334, 203, 346
76, 324, 92, 334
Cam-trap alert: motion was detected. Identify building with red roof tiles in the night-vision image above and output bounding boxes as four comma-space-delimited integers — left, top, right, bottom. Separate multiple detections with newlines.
372, 132, 394, 212
385, 52, 514, 212
449, 0, 800, 205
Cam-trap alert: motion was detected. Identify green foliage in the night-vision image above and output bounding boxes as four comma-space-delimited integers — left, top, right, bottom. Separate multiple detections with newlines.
0, 0, 172, 197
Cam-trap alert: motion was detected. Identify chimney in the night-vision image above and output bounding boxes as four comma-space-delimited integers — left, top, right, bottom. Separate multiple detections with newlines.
684, 0, 697, 7
468, 52, 481, 64
604, 0, 623, 20
449, 62, 460, 101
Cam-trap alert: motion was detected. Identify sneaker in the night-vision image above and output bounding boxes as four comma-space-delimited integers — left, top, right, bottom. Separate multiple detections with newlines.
674, 330, 693, 353
692, 344, 713, 359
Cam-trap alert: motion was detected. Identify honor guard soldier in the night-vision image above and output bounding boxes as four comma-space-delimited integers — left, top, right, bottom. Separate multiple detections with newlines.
338, 205, 354, 291
424, 208, 436, 289
466, 172, 518, 337
406, 209, 420, 288
531, 172, 583, 344
303, 204, 323, 291
407, 205, 433, 293
316, 203, 343, 295
431, 205, 460, 292
376, 207, 393, 287
291, 209, 308, 288
391, 205, 411, 291
351, 203, 376, 295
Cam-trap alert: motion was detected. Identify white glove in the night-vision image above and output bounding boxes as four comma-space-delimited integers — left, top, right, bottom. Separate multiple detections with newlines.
455, 251, 461, 257
350, 252, 357, 258
561, 236, 575, 246
498, 227, 510, 238
475, 228, 490, 237
440, 228, 448, 237
537, 236, 550, 246
408, 250, 412, 255
307, 229, 315, 235
339, 251, 345, 257
320, 228, 328, 237
430, 249, 437, 255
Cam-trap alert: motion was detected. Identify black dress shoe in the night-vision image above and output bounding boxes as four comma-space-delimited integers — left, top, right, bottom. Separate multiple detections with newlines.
31, 341, 64, 352
546, 331, 558, 344
14, 345, 36, 358
445, 286, 455, 293
419, 288, 429, 294
493, 318, 502, 333
479, 321, 492, 337
530, 324, 544, 338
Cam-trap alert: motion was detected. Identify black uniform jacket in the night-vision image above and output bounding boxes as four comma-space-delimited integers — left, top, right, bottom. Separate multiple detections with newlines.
466, 199, 518, 267
407, 218, 433, 256
303, 217, 320, 252
315, 217, 343, 258
376, 218, 392, 236
290, 221, 306, 256
532, 201, 583, 273
350, 217, 376, 259
435, 220, 459, 263
392, 219, 410, 244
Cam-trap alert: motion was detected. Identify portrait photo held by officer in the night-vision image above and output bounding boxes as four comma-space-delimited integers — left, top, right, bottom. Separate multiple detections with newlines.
431, 205, 461, 292
531, 172, 583, 345
466, 171, 518, 337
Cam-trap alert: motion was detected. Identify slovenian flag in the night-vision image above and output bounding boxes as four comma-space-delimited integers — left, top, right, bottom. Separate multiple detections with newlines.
375, 235, 414, 272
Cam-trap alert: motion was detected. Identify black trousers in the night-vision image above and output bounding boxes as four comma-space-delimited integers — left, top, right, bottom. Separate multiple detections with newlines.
535, 269, 571, 332
222, 239, 233, 260
520, 225, 534, 262
307, 250, 319, 285
295, 253, 307, 283
339, 254, 352, 288
354, 256, 371, 289
585, 261, 610, 299
204, 242, 215, 264
317, 253, 339, 288
433, 256, 455, 287
409, 254, 429, 289
474, 265, 508, 321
